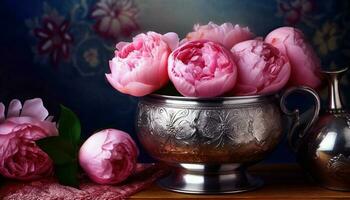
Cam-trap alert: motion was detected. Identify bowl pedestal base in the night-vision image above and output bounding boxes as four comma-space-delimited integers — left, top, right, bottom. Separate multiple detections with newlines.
157, 163, 263, 194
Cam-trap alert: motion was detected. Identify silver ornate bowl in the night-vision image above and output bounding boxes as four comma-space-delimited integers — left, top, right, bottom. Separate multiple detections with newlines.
136, 94, 283, 194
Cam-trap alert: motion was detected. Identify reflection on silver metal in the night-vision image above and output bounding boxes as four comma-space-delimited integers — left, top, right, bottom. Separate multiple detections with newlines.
281, 67, 350, 191
318, 131, 337, 151
136, 94, 283, 194
157, 164, 263, 194
323, 68, 348, 111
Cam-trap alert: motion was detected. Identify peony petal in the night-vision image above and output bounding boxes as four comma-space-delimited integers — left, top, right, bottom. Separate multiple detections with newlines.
106, 74, 156, 96
7, 99, 22, 118
0, 121, 18, 135
131, 44, 169, 86
284, 44, 321, 88
223, 28, 254, 50
170, 75, 196, 97
162, 32, 179, 51
6, 117, 58, 139
108, 59, 120, 76
118, 57, 157, 86
186, 22, 253, 49
234, 84, 258, 96
0, 133, 17, 160
21, 98, 49, 121
115, 42, 129, 50
259, 63, 291, 94
123, 82, 158, 97
106, 73, 125, 93
196, 73, 236, 97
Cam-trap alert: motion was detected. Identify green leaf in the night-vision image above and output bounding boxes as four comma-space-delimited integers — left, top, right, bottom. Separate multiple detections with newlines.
58, 105, 81, 146
36, 105, 81, 187
55, 162, 79, 188
36, 137, 75, 165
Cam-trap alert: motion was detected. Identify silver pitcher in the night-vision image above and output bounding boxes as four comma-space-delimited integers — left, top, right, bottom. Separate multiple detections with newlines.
281, 67, 350, 191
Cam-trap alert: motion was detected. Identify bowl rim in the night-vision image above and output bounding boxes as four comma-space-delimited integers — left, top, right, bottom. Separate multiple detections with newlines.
142, 92, 279, 102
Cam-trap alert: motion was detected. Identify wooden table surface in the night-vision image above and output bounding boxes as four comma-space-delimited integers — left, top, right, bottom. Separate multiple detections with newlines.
131, 164, 350, 199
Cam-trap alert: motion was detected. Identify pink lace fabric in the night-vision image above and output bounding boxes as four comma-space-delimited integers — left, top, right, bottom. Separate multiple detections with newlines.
0, 163, 168, 200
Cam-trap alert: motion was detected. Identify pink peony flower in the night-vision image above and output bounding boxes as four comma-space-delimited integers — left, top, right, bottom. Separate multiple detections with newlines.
231, 40, 291, 95
106, 31, 179, 97
186, 22, 254, 50
265, 27, 321, 88
79, 129, 139, 185
168, 40, 237, 97
0, 98, 58, 180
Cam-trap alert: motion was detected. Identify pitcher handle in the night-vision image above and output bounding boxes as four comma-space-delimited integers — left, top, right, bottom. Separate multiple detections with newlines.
280, 86, 321, 151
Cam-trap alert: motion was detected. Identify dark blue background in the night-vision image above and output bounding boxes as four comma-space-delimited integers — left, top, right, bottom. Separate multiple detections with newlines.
0, 0, 349, 163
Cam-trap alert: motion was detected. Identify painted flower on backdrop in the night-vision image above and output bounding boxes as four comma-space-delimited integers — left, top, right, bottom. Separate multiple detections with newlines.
25, 3, 74, 66
91, 0, 139, 40
313, 21, 341, 55
72, 37, 110, 76
34, 19, 73, 66
84, 48, 99, 67
276, 0, 315, 25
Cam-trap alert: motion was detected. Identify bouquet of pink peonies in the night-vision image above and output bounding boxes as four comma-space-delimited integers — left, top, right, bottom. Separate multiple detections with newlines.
106, 22, 321, 97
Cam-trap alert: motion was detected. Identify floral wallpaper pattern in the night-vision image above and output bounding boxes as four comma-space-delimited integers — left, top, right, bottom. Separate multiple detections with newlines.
25, 0, 140, 75
91, 0, 139, 40
276, 0, 316, 26
0, 0, 349, 162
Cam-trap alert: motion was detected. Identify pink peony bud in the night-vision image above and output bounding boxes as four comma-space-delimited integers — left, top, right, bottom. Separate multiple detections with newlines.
168, 40, 238, 97
231, 39, 291, 95
0, 98, 58, 180
186, 22, 254, 50
79, 129, 139, 185
106, 31, 179, 97
265, 27, 321, 88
